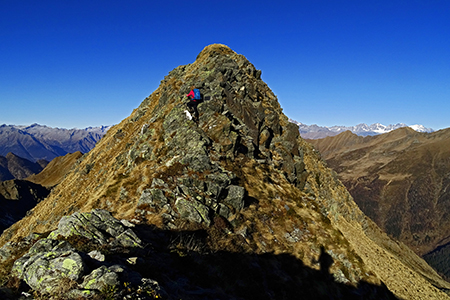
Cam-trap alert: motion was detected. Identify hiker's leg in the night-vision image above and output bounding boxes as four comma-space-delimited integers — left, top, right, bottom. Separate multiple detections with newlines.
193, 104, 199, 121
187, 101, 194, 113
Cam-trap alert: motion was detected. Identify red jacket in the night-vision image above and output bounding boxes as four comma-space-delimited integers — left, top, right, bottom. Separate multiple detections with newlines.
186, 90, 196, 100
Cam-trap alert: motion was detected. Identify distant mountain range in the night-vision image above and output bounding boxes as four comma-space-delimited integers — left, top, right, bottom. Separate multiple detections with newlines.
289, 120, 434, 139
0, 123, 111, 162
1, 122, 434, 162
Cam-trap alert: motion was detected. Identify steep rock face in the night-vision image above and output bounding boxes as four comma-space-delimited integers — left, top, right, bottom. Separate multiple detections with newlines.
0, 44, 449, 299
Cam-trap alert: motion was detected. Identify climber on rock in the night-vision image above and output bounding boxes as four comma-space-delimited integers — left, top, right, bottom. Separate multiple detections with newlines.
185, 87, 202, 122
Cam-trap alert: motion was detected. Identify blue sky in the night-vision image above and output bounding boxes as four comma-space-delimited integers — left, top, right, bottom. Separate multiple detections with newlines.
1, 1, 449, 130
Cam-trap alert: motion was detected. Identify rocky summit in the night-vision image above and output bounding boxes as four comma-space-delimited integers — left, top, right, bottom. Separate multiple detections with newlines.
0, 44, 449, 299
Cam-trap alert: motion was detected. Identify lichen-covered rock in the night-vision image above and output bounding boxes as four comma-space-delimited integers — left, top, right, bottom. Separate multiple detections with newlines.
137, 188, 169, 211
12, 239, 85, 294
163, 108, 213, 172
175, 197, 211, 225
0, 242, 14, 263
224, 185, 245, 211
80, 265, 120, 291
48, 209, 142, 248
7, 210, 166, 298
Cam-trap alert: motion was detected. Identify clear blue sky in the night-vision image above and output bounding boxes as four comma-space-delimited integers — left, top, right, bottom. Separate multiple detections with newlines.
1, 0, 449, 130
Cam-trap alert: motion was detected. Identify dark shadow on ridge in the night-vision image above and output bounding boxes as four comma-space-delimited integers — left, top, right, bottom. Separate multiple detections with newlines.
107, 224, 401, 300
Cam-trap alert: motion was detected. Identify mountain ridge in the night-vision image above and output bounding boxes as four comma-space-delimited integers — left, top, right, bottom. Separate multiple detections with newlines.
26, 151, 83, 187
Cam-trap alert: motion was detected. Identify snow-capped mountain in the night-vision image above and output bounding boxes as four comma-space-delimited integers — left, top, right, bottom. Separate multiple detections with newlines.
289, 120, 434, 139
0, 124, 112, 162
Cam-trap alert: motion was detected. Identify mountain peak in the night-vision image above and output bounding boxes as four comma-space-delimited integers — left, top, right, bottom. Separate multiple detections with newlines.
196, 43, 235, 60
2, 43, 303, 245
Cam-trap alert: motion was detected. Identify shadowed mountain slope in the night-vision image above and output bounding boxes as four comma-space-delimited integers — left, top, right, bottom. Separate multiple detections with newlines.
0, 156, 13, 182
0, 152, 80, 236
0, 179, 50, 233
0, 44, 449, 299
0, 153, 47, 181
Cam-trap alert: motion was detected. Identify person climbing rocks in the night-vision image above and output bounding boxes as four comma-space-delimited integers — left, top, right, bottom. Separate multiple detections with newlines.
185, 87, 202, 122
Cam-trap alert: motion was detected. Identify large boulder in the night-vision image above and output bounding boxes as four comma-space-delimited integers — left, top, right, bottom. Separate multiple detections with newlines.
12, 239, 85, 294
79, 265, 120, 291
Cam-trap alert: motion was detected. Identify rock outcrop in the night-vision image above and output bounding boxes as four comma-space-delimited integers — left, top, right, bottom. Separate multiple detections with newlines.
0, 44, 449, 299
5, 210, 164, 299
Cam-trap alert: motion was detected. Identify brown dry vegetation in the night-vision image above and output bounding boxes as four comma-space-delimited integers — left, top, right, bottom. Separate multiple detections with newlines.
26, 151, 83, 187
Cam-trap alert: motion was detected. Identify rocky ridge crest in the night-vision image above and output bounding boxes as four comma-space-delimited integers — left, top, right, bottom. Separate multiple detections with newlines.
0, 44, 448, 299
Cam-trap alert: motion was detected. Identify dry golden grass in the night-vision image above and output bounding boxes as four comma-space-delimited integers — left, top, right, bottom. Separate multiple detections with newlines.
26, 151, 83, 187
339, 218, 449, 299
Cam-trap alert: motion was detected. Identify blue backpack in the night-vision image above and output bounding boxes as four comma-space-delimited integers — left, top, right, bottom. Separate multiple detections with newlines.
193, 89, 201, 100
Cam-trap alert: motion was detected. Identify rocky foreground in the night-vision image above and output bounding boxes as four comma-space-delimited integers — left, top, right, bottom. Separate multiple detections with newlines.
0, 44, 448, 299
0, 209, 396, 299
